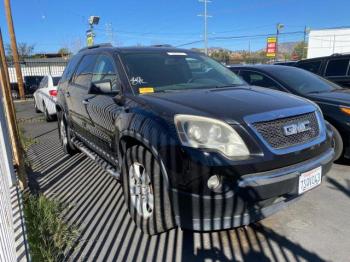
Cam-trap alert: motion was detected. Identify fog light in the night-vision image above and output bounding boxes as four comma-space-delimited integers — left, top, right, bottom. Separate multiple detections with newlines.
207, 175, 221, 190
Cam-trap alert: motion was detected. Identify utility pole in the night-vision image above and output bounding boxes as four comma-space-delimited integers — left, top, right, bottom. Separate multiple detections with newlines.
302, 26, 310, 59
105, 23, 115, 45
198, 0, 212, 55
0, 27, 23, 172
4, 0, 25, 100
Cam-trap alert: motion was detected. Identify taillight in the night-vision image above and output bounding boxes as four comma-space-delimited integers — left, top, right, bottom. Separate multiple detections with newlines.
49, 90, 58, 97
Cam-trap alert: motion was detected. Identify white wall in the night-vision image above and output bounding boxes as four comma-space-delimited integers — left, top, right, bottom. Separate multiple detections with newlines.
0, 87, 17, 262
8, 65, 65, 83
308, 28, 350, 59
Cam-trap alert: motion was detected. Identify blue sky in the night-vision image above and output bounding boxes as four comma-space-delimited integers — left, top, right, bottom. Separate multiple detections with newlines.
1, 0, 350, 53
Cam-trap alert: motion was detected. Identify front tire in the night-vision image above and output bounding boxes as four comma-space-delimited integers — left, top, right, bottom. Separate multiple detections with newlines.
328, 122, 343, 161
58, 112, 77, 155
122, 145, 175, 235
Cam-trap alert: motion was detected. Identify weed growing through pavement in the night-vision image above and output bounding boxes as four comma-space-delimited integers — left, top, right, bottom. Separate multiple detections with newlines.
23, 194, 79, 262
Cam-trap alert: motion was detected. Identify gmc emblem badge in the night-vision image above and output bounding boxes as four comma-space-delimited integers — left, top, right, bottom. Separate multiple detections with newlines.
283, 120, 311, 136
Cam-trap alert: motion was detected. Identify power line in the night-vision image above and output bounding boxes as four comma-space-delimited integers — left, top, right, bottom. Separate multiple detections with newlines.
176, 30, 304, 47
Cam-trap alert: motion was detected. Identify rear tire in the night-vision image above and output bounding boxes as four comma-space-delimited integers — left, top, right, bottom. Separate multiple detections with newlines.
328, 122, 343, 161
43, 103, 53, 122
57, 112, 77, 156
122, 145, 175, 235
34, 99, 40, 113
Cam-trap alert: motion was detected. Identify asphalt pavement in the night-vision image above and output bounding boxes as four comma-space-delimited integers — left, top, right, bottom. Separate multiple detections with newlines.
16, 100, 350, 262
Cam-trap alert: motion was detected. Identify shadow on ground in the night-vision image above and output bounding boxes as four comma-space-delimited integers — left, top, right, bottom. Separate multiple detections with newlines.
19, 105, 327, 261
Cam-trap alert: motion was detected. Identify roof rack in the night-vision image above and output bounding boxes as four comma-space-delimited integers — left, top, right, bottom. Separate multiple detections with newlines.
78, 43, 113, 53
150, 44, 173, 48
331, 52, 350, 56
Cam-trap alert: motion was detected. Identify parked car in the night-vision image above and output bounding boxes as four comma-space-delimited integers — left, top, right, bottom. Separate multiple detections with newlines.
228, 64, 350, 160
11, 75, 44, 99
34, 75, 60, 121
56, 44, 333, 235
295, 54, 350, 88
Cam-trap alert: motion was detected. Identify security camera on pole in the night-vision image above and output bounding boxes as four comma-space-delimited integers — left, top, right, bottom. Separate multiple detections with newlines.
87, 16, 100, 47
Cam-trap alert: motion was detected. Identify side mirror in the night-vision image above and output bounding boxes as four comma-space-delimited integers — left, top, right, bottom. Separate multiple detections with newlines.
90, 80, 114, 94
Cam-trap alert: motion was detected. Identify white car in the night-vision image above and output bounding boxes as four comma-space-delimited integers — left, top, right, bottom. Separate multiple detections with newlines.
33, 75, 61, 121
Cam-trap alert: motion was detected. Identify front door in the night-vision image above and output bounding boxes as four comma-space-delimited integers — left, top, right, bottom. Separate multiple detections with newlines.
84, 53, 122, 163
66, 54, 98, 139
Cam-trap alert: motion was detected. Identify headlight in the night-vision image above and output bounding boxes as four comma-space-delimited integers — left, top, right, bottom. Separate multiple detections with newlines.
340, 105, 350, 116
174, 115, 250, 157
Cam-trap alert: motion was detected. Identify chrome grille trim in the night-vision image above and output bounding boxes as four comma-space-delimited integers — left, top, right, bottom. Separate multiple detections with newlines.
252, 112, 320, 149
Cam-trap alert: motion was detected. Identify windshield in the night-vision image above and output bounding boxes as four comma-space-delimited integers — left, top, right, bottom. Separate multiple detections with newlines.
272, 67, 342, 94
52, 77, 61, 86
120, 51, 245, 93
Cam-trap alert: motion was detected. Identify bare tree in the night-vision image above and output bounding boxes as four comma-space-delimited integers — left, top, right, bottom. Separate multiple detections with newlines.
6, 42, 35, 59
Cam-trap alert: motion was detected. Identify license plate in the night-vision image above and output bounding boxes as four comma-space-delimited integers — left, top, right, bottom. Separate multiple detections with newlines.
298, 167, 322, 194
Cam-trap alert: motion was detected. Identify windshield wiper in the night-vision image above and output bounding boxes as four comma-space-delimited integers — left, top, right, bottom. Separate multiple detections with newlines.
307, 91, 325, 94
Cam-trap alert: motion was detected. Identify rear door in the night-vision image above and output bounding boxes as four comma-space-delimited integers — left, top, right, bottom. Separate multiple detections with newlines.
35, 76, 48, 111
66, 54, 98, 137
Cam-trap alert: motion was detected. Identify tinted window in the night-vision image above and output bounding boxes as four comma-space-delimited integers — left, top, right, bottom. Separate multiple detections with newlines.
229, 68, 240, 74
72, 55, 97, 87
25, 76, 44, 86
270, 67, 342, 94
52, 77, 61, 86
239, 70, 281, 90
325, 59, 349, 77
297, 61, 322, 74
60, 55, 82, 82
92, 55, 120, 91
120, 52, 244, 93
39, 76, 47, 89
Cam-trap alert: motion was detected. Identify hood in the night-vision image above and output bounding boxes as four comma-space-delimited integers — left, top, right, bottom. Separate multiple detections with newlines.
306, 89, 350, 106
137, 86, 314, 124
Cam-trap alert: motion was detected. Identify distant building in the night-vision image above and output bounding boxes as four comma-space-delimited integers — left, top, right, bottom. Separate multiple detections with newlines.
308, 27, 350, 58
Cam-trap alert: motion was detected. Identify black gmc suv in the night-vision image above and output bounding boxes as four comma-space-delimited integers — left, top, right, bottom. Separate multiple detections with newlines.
56, 44, 334, 235
295, 54, 350, 88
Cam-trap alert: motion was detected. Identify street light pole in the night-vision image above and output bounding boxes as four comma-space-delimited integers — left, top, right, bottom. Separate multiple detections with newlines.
275, 23, 284, 61
4, 0, 25, 100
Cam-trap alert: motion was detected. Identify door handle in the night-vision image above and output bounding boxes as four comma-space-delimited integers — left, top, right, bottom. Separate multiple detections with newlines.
82, 99, 89, 105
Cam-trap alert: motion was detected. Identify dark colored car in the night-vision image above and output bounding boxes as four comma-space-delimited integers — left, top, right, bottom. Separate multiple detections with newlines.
11, 75, 44, 99
295, 54, 350, 88
229, 64, 350, 160
56, 44, 333, 235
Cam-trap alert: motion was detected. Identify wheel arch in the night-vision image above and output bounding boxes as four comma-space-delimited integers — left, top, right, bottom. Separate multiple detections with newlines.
118, 131, 171, 188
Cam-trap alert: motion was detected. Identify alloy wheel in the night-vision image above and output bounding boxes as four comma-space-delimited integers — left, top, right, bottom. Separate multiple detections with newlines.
128, 162, 154, 218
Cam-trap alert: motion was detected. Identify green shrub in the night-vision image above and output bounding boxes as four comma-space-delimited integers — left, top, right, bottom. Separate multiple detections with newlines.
24, 194, 78, 262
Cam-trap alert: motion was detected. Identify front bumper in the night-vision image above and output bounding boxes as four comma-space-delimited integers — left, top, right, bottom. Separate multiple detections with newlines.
171, 147, 334, 231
